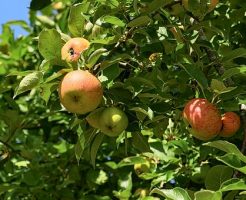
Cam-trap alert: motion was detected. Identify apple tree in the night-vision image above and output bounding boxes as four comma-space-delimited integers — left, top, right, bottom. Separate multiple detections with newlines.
0, 0, 246, 199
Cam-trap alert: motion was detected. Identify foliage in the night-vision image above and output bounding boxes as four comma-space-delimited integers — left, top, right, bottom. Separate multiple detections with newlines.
0, 0, 246, 199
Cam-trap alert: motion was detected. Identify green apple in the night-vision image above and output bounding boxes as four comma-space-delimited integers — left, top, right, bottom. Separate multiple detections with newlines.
86, 108, 105, 129
99, 107, 128, 137
134, 162, 151, 175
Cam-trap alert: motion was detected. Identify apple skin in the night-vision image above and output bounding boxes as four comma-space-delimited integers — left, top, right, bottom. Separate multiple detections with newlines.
134, 162, 151, 175
183, 98, 222, 141
219, 112, 241, 137
59, 70, 103, 115
86, 108, 105, 129
61, 38, 90, 62
99, 107, 128, 137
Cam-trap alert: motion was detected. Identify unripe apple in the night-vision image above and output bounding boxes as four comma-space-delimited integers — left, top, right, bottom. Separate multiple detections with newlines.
99, 107, 128, 137
86, 108, 105, 129
134, 162, 151, 175
219, 112, 241, 137
183, 98, 222, 141
61, 38, 90, 62
59, 70, 103, 115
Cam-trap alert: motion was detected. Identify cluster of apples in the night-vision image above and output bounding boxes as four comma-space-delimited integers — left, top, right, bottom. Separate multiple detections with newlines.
59, 37, 128, 137
183, 98, 241, 141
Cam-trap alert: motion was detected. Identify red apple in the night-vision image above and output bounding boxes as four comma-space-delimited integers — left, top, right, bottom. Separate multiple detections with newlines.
220, 112, 241, 137
183, 98, 222, 141
61, 38, 90, 62
59, 70, 103, 114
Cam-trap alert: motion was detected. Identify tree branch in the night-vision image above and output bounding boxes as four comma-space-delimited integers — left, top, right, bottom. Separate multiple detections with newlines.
240, 104, 246, 153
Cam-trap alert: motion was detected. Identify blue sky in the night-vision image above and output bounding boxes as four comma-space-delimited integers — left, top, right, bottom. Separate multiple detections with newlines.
0, 0, 31, 37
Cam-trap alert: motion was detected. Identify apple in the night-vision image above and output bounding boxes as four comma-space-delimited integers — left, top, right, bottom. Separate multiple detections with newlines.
86, 107, 105, 129
134, 188, 149, 198
99, 107, 128, 137
219, 112, 241, 137
134, 162, 151, 176
61, 37, 90, 62
183, 98, 222, 141
59, 70, 103, 114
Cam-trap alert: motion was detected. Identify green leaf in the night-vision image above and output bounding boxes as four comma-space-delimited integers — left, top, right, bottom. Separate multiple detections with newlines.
0, 185, 18, 195
86, 48, 108, 68
127, 16, 152, 28
130, 107, 154, 120
38, 29, 65, 63
36, 15, 55, 27
100, 54, 131, 69
141, 0, 172, 14
22, 170, 41, 186
90, 133, 104, 168
222, 48, 246, 63
40, 82, 58, 105
205, 165, 233, 191
102, 15, 125, 27
30, 0, 51, 10
222, 66, 246, 80
210, 79, 236, 94
118, 156, 148, 168
150, 187, 192, 200
14, 71, 43, 98
180, 63, 208, 89
204, 141, 246, 163
216, 154, 246, 174
91, 36, 119, 45
7, 70, 34, 77
194, 190, 222, 200
44, 68, 72, 83
211, 79, 226, 93
5, 20, 31, 32
220, 178, 246, 192
68, 2, 90, 36
131, 132, 151, 153
99, 64, 122, 87
75, 126, 86, 163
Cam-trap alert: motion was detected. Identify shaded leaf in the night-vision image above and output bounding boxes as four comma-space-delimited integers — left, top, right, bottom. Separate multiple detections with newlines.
205, 165, 233, 191
30, 0, 51, 10
90, 133, 104, 168
222, 48, 246, 63
131, 132, 151, 153
180, 63, 208, 89
127, 16, 152, 27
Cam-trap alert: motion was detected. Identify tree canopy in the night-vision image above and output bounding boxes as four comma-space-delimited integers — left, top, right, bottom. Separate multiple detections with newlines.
0, 0, 246, 199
